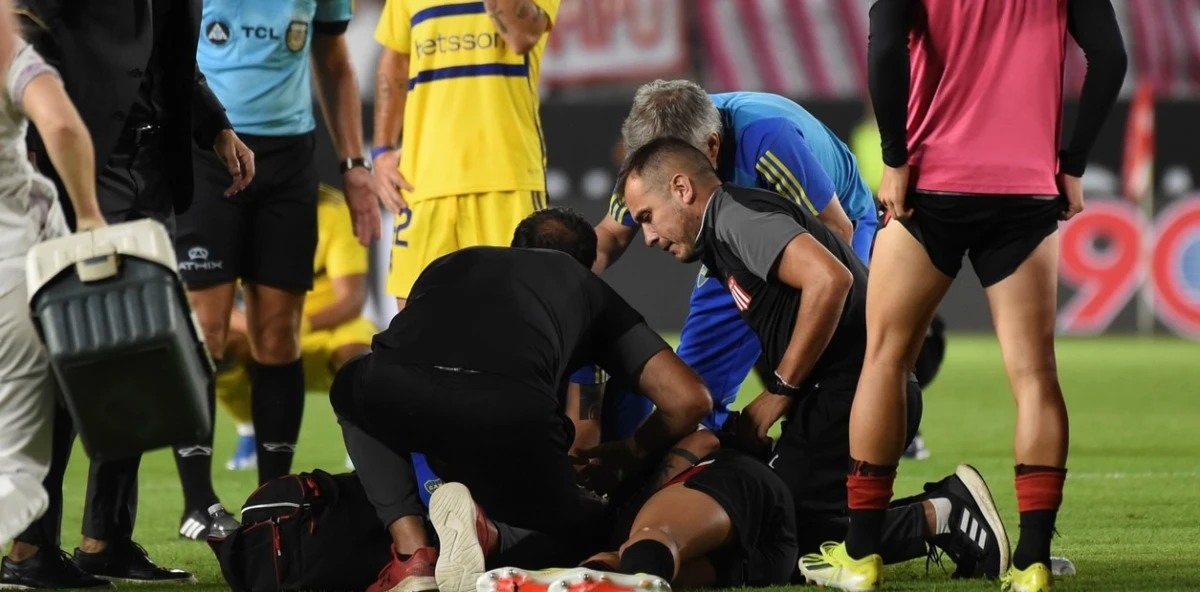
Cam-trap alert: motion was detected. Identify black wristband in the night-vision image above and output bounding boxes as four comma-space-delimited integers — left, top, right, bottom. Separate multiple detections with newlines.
340, 157, 371, 174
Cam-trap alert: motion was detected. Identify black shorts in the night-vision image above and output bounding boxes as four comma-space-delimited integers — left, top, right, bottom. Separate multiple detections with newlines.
897, 192, 1064, 287
678, 450, 798, 588
175, 132, 319, 291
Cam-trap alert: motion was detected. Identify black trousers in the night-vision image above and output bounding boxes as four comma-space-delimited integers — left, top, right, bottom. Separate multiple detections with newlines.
17, 140, 175, 547
331, 354, 606, 565
770, 380, 930, 566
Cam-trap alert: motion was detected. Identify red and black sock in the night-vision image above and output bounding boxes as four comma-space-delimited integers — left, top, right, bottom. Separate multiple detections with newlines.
845, 458, 898, 560
250, 359, 306, 485
1012, 464, 1067, 570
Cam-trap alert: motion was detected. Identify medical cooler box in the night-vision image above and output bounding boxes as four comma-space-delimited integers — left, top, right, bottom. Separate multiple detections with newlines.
26, 219, 214, 462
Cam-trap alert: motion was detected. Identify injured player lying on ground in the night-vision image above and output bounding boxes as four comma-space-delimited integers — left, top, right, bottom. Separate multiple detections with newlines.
355, 207, 1017, 592
480, 429, 797, 592
473, 380, 1017, 592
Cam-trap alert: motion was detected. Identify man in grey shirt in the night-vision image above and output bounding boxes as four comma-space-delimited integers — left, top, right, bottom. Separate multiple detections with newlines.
616, 138, 1012, 582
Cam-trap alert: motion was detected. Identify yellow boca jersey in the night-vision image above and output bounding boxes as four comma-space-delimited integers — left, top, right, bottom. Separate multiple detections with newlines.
306, 185, 370, 315
376, 0, 560, 203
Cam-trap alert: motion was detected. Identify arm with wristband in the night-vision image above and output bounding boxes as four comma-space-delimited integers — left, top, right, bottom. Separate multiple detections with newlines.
371, 0, 413, 215
312, 0, 378, 246
716, 199, 854, 450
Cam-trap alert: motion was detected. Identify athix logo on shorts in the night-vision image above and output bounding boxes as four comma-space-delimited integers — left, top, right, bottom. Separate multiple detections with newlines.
179, 246, 224, 272
727, 276, 752, 311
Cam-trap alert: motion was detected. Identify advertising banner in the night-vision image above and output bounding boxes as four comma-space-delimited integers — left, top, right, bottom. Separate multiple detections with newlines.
318, 99, 1200, 337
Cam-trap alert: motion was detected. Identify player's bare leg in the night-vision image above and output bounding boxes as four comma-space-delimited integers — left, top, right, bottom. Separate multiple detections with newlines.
850, 224, 950, 546
190, 283, 238, 361
617, 484, 733, 585
984, 233, 1067, 589
244, 284, 307, 484
483, 485, 725, 592
396, 297, 407, 312
802, 222, 951, 590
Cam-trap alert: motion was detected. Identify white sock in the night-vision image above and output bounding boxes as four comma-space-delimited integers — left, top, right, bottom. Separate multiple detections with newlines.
236, 423, 255, 437
931, 497, 952, 535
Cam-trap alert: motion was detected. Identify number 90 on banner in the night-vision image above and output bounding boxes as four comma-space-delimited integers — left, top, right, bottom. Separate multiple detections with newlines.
1058, 197, 1200, 337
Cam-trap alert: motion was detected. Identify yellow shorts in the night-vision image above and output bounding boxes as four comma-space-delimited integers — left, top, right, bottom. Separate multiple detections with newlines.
215, 316, 378, 423
387, 190, 547, 298
299, 316, 378, 393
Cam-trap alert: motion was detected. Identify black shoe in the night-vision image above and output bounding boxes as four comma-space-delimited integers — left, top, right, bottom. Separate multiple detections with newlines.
72, 541, 195, 584
923, 464, 1011, 579
0, 547, 114, 589
179, 504, 240, 541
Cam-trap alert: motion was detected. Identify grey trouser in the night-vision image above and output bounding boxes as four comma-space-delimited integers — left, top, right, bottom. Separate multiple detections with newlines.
0, 276, 55, 491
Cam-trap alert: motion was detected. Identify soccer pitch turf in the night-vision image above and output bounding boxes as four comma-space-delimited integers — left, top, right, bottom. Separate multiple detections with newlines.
39, 335, 1200, 591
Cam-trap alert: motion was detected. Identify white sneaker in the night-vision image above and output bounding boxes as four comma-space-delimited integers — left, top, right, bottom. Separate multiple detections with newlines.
0, 474, 49, 548
430, 483, 487, 592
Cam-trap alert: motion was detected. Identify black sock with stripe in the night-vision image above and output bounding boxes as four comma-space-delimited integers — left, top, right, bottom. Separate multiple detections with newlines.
250, 358, 306, 485
174, 367, 219, 516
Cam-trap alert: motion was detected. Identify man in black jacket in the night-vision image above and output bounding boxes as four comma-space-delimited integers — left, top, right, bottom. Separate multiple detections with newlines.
1, 0, 257, 588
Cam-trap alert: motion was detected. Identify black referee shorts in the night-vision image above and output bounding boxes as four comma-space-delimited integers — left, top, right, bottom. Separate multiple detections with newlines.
175, 132, 319, 291
677, 450, 798, 588
897, 192, 1063, 287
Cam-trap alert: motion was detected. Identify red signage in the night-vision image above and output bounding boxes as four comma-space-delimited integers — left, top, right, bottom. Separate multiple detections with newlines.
1058, 197, 1200, 337
541, 0, 688, 86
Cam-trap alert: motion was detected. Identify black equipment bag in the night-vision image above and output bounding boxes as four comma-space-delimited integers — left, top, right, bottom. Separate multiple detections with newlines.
208, 469, 393, 592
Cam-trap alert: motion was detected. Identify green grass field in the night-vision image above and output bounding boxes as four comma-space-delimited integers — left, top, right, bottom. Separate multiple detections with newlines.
34, 335, 1200, 591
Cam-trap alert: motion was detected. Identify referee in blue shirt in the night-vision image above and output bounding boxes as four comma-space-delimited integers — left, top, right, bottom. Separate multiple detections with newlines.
176, 0, 376, 499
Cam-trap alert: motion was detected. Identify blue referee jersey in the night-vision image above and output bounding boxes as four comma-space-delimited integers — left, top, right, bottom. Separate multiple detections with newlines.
197, 0, 353, 136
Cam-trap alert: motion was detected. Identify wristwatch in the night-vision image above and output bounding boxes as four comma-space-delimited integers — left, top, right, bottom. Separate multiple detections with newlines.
766, 371, 802, 397
340, 157, 372, 174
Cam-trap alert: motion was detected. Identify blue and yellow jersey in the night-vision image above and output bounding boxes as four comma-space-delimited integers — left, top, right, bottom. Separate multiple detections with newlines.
610, 91, 874, 230
375, 0, 560, 203
197, 0, 354, 136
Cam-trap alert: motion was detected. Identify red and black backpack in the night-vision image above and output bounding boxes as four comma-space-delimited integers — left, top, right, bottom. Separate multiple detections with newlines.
207, 469, 393, 591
